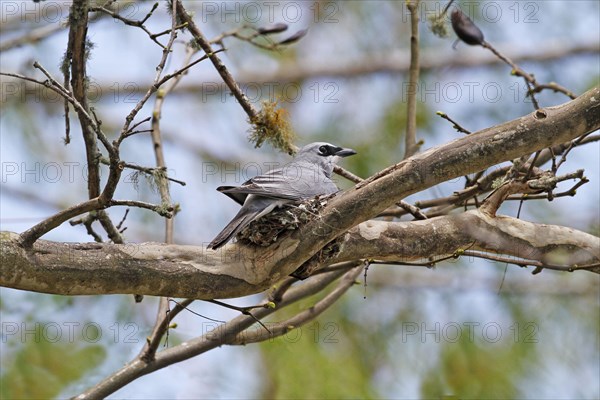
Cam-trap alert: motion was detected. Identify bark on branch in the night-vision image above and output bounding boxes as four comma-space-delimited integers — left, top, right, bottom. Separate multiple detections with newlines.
1, 209, 598, 299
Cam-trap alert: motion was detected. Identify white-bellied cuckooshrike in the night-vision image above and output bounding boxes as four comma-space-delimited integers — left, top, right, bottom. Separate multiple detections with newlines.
208, 142, 356, 249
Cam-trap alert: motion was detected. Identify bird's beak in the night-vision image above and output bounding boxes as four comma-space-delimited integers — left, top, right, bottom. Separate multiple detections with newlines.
334, 147, 357, 157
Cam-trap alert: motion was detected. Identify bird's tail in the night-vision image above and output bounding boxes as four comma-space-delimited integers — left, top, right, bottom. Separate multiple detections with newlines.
208, 208, 261, 250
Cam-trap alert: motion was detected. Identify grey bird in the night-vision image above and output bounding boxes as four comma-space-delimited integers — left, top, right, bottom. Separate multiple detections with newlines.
208, 142, 356, 249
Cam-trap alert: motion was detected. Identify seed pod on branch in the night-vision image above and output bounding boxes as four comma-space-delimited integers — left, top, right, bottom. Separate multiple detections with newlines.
257, 23, 288, 35
278, 29, 308, 45
451, 9, 485, 46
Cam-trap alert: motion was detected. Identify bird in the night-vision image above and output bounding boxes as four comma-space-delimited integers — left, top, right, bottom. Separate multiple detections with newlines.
208, 142, 357, 249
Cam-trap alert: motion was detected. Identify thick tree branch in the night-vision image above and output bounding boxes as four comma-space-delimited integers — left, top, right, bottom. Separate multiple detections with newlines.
66, 0, 99, 198
335, 211, 599, 272
2, 207, 598, 299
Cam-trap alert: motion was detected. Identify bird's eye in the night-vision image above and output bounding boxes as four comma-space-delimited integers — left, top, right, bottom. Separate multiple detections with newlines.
318, 145, 329, 155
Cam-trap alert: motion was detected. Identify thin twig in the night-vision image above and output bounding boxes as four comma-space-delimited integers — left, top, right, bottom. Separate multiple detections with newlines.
481, 41, 540, 109
532, 82, 577, 99
139, 299, 194, 362
119, 117, 152, 142
0, 71, 95, 130
69, 213, 103, 242
230, 265, 364, 345
113, 160, 187, 187
397, 200, 428, 220
109, 200, 174, 218
151, 23, 189, 40
206, 300, 272, 334
115, 209, 130, 231
481, 40, 577, 103
6, 66, 110, 154
333, 165, 363, 184
119, 32, 218, 139
268, 276, 299, 303
436, 111, 471, 134
19, 198, 102, 247
554, 131, 595, 172
461, 251, 597, 273
90, 3, 165, 48
209, 24, 294, 52
174, 0, 260, 121
155, 49, 225, 88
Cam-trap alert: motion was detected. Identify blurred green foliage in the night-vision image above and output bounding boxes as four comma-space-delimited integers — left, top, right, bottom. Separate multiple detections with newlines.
0, 325, 106, 399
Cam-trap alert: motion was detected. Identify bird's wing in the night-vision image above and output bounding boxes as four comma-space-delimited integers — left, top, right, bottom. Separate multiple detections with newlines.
218, 163, 339, 202
217, 167, 321, 201
218, 177, 304, 201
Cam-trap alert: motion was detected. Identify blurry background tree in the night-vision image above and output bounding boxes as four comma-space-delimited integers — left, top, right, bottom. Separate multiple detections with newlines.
1, 0, 599, 398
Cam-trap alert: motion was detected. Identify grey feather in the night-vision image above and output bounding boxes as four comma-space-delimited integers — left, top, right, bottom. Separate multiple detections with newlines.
208, 142, 356, 249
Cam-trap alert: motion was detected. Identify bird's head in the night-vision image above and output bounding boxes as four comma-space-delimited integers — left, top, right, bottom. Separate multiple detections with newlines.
295, 142, 357, 177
